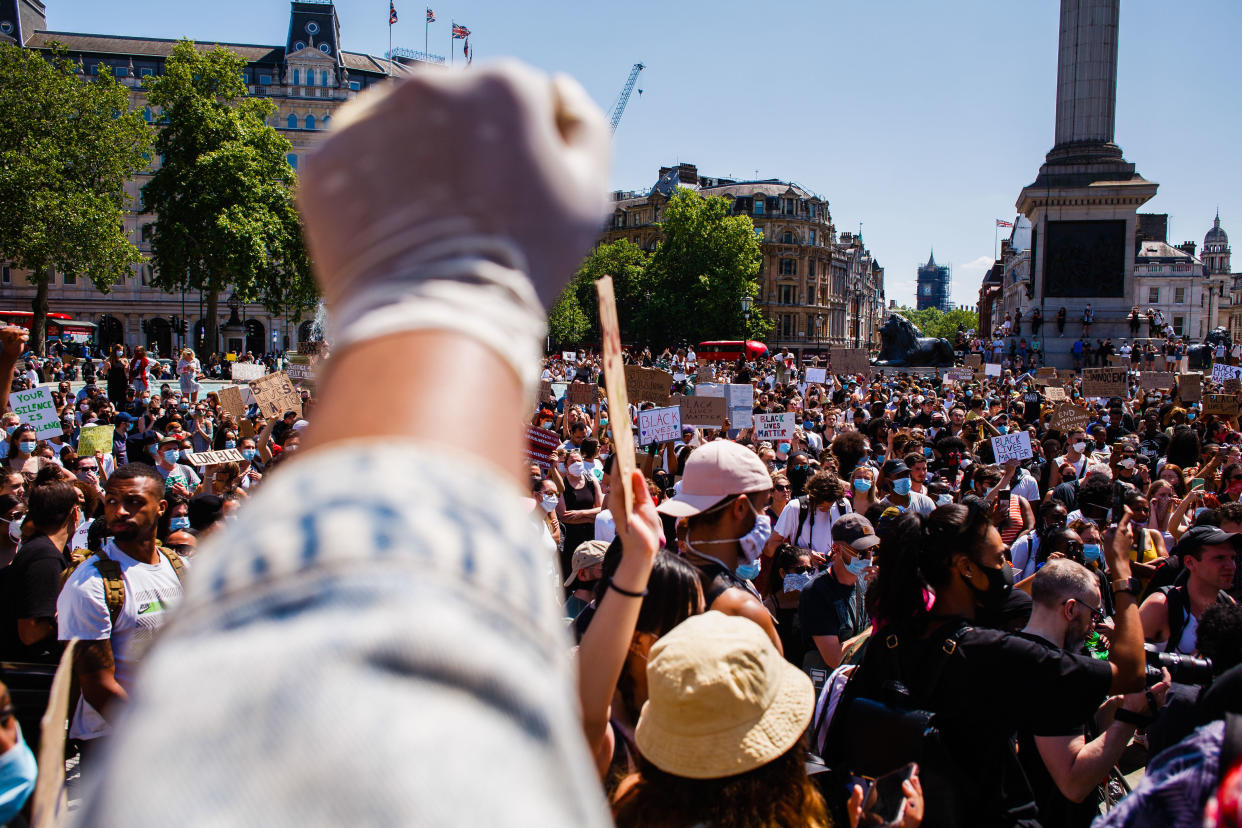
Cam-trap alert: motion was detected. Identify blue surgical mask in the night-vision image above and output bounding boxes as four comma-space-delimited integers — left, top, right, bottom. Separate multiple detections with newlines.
224, 440, 236, 449
1188, 412, 1196, 421
1083, 543, 1102, 562
997, 425, 1009, 434
844, 553, 871, 577
0, 724, 37, 826
3, 425, 15, 436
163, 449, 181, 464
242, 448, 257, 461
891, 477, 912, 496
924, 446, 933, 458
736, 560, 762, 581
853, 478, 872, 493
777, 442, 791, 454
937, 493, 954, 506
169, 516, 191, 531
17, 441, 36, 455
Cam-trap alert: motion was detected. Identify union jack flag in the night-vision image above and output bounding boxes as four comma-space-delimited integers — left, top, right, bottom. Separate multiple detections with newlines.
389, 0, 398, 25
426, 8, 435, 22
996, 219, 1013, 228
452, 22, 470, 38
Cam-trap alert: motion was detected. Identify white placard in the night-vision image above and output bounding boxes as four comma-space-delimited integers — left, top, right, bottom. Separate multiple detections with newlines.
804, 367, 827, 385
695, 383, 724, 398
1211, 364, 1242, 383
673, 372, 687, 382
231, 362, 266, 382
991, 431, 1033, 463
10, 385, 61, 438
754, 412, 795, 442
637, 405, 681, 446
726, 384, 754, 429
562, 351, 576, 363
984, 363, 1003, 377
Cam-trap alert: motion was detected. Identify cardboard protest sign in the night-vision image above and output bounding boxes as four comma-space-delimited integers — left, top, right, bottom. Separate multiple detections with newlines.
562, 351, 576, 363
804, 367, 828, 385
525, 425, 560, 470
76, 425, 114, 457
31, 639, 76, 828
1050, 403, 1091, 433
1212, 364, 1242, 384
1082, 367, 1127, 399
10, 385, 60, 438
991, 431, 1033, 463
247, 372, 302, 418
596, 276, 635, 518
1203, 393, 1239, 418
217, 385, 247, 420
297, 340, 326, 356
624, 366, 673, 404
538, 380, 554, 403
943, 368, 973, 384
674, 394, 727, 428
1227, 379, 1242, 395
1107, 356, 1132, 371
1037, 367, 1057, 378
185, 448, 245, 466
565, 382, 599, 407
638, 406, 682, 446
726, 384, 754, 429
984, 363, 1002, 377
1179, 373, 1202, 402
754, 412, 795, 442
1044, 386, 1068, 402
231, 362, 266, 382
695, 365, 716, 383
965, 354, 982, 370
285, 353, 317, 384
1140, 372, 1177, 391
830, 347, 869, 376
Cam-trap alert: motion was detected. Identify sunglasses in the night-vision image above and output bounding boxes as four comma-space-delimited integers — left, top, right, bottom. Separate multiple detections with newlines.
787, 566, 813, 574
773, 484, 791, 492
1067, 598, 1106, 625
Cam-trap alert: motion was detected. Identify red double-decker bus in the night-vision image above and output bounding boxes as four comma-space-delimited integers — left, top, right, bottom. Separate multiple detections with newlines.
0, 310, 97, 344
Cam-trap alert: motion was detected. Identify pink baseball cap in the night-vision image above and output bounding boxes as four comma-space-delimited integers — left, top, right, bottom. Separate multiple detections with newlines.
657, 441, 772, 518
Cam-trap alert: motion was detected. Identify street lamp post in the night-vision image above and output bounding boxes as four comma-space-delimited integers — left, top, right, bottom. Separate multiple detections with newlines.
853, 287, 862, 349
741, 294, 753, 340
815, 312, 823, 360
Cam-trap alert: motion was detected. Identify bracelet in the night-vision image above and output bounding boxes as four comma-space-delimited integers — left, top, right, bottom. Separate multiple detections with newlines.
606, 578, 648, 599
1113, 707, 1154, 727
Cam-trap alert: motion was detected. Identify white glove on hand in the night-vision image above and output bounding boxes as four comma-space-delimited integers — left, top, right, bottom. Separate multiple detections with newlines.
298, 60, 611, 393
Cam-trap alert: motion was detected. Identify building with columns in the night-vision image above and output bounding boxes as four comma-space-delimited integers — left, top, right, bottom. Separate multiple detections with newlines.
601, 163, 884, 355
0, 0, 435, 356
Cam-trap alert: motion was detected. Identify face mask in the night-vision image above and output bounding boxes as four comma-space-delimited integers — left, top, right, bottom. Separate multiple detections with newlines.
17, 440, 36, 455
3, 425, 15, 436
736, 560, 762, 581
924, 446, 933, 458
0, 724, 37, 826
567, 461, 586, 477
937, 493, 953, 506
1072, 442, 1087, 453
4, 517, 22, 544
1119, 458, 1136, 470
163, 449, 181, 464
891, 478, 912, 496
853, 478, 872, 493
782, 571, 815, 592
1083, 544, 1102, 562
1188, 413, 1196, 421
540, 494, 559, 513
777, 442, 791, 454
241, 448, 257, 461
224, 440, 236, 449
964, 563, 1014, 615
844, 552, 871, 577
997, 425, 1009, 434
169, 516, 191, 531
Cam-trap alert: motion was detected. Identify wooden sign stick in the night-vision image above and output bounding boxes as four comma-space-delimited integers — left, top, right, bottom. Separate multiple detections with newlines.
596, 275, 635, 521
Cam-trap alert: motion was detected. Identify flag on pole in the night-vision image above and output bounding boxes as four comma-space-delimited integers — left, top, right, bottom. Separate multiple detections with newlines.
389, 0, 398, 25
464, 38, 470, 63
452, 22, 470, 38
995, 219, 1014, 228
426, 7, 435, 22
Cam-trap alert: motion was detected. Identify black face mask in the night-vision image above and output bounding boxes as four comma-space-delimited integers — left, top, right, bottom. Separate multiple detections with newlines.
964, 563, 1013, 616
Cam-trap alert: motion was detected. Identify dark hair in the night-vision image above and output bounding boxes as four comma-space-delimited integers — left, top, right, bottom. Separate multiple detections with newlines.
70, 479, 101, 520
767, 545, 808, 595
804, 471, 845, 508
1166, 428, 1202, 470
867, 499, 993, 626
830, 431, 867, 477
106, 463, 166, 493
1035, 526, 1084, 568
1196, 603, 1242, 673
612, 742, 828, 828
1216, 502, 1242, 527
27, 481, 78, 529
635, 551, 703, 639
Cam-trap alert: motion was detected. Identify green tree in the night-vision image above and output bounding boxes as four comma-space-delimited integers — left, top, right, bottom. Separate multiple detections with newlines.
893, 305, 978, 342
142, 40, 314, 356
0, 44, 152, 354
645, 190, 767, 346
547, 284, 590, 346
569, 238, 650, 345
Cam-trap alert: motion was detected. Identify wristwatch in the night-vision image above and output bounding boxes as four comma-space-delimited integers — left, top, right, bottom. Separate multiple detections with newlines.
1111, 576, 1141, 596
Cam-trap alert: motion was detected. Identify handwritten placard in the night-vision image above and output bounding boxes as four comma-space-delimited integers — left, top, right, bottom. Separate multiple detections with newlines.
217, 385, 247, 420
1082, 367, 1127, 399
804, 367, 828, 385
1203, 393, 1239, 418
1212, 364, 1242, 384
297, 340, 327, 356
965, 354, 982, 370
1140, 372, 1177, 391
1050, 403, 1091, 433
525, 425, 560, 470
562, 351, 577, 363
76, 425, 114, 457
247, 372, 302, 418
624, 366, 673, 404
1178, 373, 1202, 402
726, 384, 754, 429
185, 448, 245, 466
231, 362, 266, 382
674, 394, 727, 427
943, 368, 973, 384
830, 347, 869, 376
10, 385, 60, 438
638, 405, 682, 446
1044, 386, 1068, 402
538, 380, 554, 403
991, 431, 1033, 463
565, 382, 599, 407
596, 276, 635, 518
984, 363, 1002, 377
754, 412, 795, 442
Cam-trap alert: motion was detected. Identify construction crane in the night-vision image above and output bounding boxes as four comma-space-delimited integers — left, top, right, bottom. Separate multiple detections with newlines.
608, 62, 645, 134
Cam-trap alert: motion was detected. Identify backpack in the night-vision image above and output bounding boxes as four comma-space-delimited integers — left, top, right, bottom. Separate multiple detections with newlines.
1160, 584, 1237, 654
793, 495, 850, 552
59, 544, 187, 627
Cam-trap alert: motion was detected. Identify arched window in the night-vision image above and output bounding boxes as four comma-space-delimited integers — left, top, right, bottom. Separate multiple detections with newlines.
142, 107, 152, 123
292, 68, 300, 86
287, 113, 298, 129
305, 114, 316, 130
321, 115, 331, 128
780, 230, 795, 244
321, 70, 329, 87
306, 71, 315, 87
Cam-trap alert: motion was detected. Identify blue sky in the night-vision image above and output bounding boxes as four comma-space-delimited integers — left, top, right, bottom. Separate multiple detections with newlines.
44, 0, 1241, 309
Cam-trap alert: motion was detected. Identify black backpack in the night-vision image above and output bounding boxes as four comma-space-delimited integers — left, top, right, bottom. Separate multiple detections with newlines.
1160, 584, 1237, 653
793, 495, 850, 551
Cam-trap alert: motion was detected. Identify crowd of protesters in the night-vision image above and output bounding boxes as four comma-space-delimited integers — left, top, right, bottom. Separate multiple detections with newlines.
0, 60, 1238, 827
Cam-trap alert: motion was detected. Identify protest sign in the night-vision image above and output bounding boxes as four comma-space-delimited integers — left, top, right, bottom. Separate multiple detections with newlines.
247, 372, 302, 419
754, 412, 795, 442
830, 347, 869, 375
10, 385, 60, 438
1178, 373, 1202, 402
285, 358, 315, 383
624, 366, 673, 404
31, 640, 76, 828
76, 425, 114, 457
565, 382, 599, 407
538, 380, 554, 403
550, 382, 568, 401
943, 368, 973, 384
696, 365, 716, 383
1203, 393, 1239, 418
596, 276, 635, 518
991, 431, 1033, 463
217, 385, 247, 420
984, 363, 1002, 377
695, 383, 723, 397
562, 351, 576, 363
638, 406, 682, 445
965, 354, 982, 370
1082, 367, 1127, 399
1050, 403, 1091, 433
1044, 386, 1068, 402
1107, 356, 1132, 372
1212, 364, 1242, 384
1227, 379, 1242, 395
674, 394, 727, 428
231, 362, 266, 382
525, 425, 560, 470
1140, 372, 1177, 391
1037, 367, 1057, 378
804, 367, 828, 385
185, 448, 245, 466
297, 340, 326, 356
726, 384, 753, 429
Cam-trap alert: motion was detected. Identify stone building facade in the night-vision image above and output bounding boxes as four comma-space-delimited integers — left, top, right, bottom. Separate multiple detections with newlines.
601, 163, 884, 354
0, 0, 429, 356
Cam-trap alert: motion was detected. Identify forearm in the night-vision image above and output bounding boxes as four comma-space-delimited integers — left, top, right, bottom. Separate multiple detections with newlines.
1108, 592, 1144, 693
1042, 723, 1138, 803
80, 671, 129, 719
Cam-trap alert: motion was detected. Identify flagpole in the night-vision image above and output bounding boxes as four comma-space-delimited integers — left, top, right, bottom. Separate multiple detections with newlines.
425, 15, 428, 61
388, 16, 393, 76
450, 22, 454, 65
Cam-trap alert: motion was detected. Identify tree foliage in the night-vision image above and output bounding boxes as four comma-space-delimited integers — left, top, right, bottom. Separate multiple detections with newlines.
893, 305, 978, 342
0, 43, 153, 353
142, 40, 314, 355
567, 238, 650, 345
547, 284, 590, 346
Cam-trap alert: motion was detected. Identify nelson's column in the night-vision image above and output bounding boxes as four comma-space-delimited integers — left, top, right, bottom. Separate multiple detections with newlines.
1016, 0, 1158, 368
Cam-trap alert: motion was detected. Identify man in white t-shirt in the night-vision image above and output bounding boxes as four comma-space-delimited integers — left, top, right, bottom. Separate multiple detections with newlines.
58, 463, 187, 762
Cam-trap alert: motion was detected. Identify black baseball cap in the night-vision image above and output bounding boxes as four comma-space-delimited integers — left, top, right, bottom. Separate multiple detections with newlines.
832, 513, 881, 551
1171, 525, 1242, 557
881, 459, 910, 478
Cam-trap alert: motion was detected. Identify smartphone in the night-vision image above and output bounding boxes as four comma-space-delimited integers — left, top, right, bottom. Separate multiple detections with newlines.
1191, 478, 1206, 490
860, 763, 917, 827
998, 489, 1012, 505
